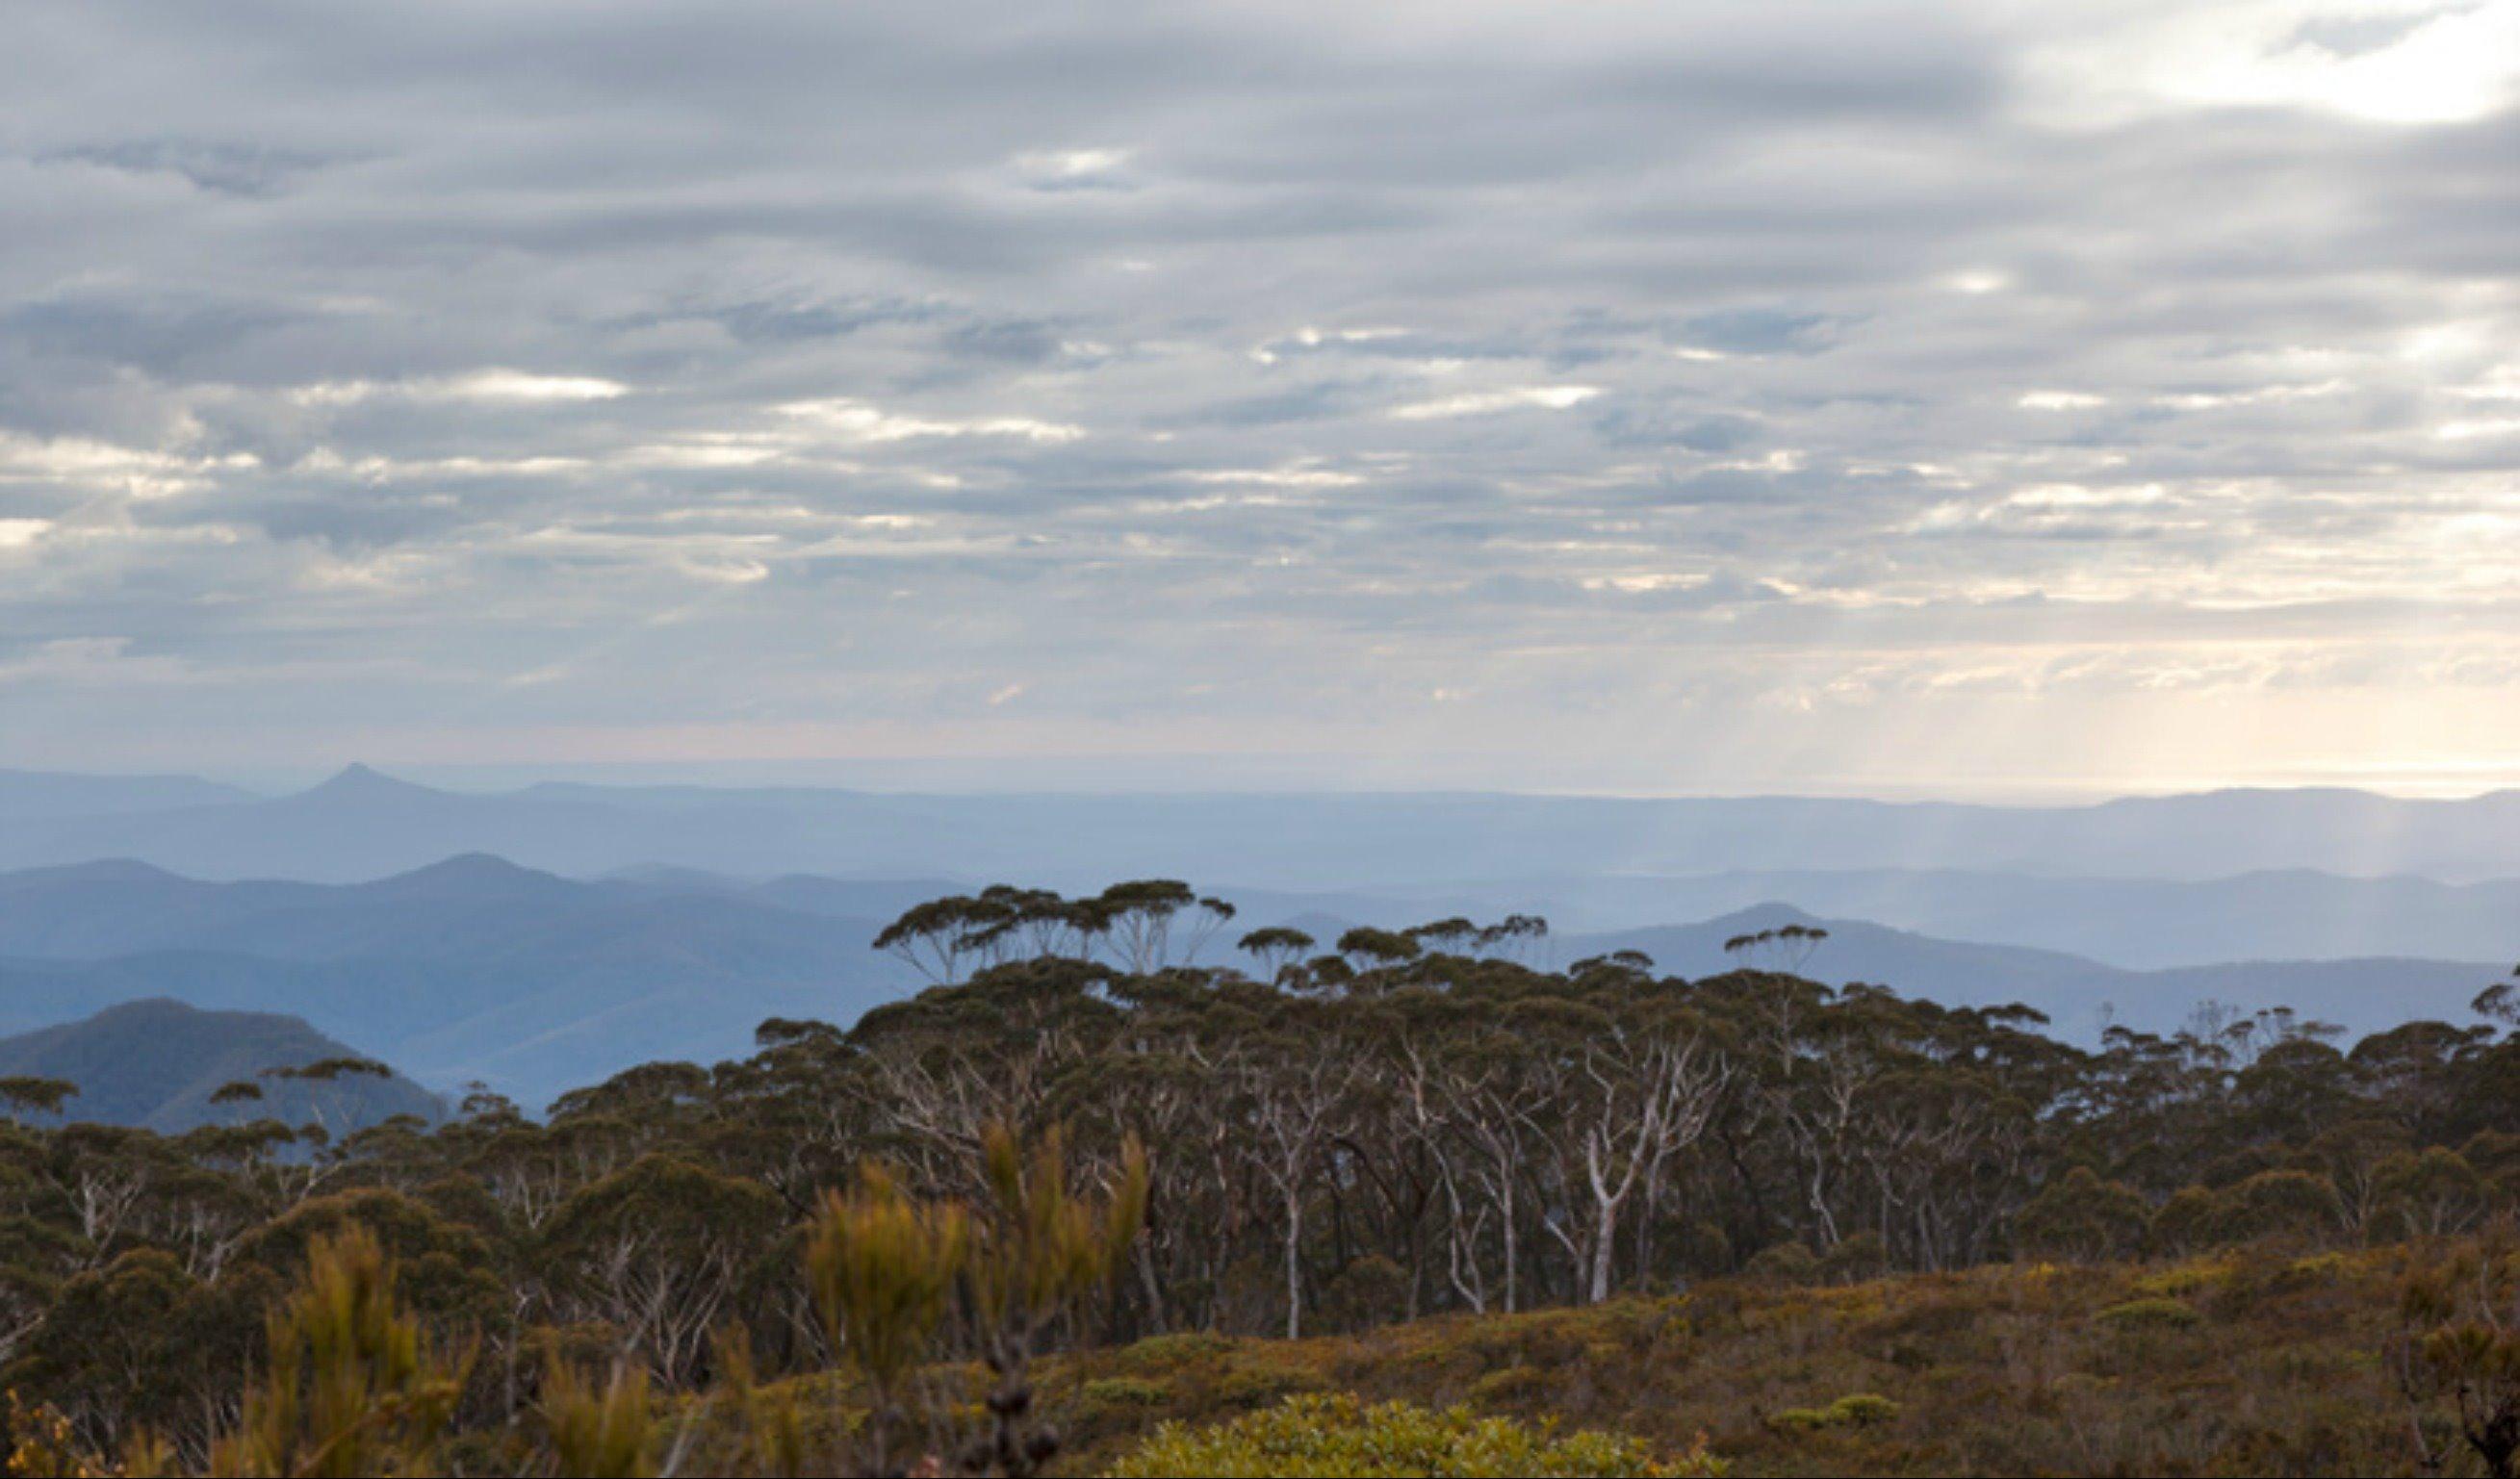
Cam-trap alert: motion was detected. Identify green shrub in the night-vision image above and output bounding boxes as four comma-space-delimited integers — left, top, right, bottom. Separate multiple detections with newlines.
1213, 1358, 1328, 1408
1318, 1255, 1410, 1334
2129, 1263, 2219, 1299
2149, 1186, 2227, 1257
1080, 1376, 1170, 1408
2096, 1296, 2202, 1330
1742, 1240, 1822, 1286
1825, 1391, 1900, 1427
1767, 1392, 1899, 1432
1467, 1364, 1548, 1406
1118, 1329, 1236, 1371
1106, 1391, 1718, 1477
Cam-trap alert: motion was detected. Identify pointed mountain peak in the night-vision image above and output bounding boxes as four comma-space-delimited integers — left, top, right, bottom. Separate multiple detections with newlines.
1704, 901, 1827, 931
310, 762, 420, 793
289, 763, 447, 806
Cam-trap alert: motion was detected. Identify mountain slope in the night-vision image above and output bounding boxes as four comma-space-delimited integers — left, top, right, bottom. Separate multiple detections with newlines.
0, 998, 441, 1134
0, 769, 255, 822
0, 854, 917, 1107
0, 937, 904, 1111
1571, 905, 2502, 1041
1486, 867, 2520, 969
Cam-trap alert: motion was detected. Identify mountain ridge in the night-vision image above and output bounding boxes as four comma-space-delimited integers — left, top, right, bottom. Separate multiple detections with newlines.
13, 767, 2520, 884
0, 855, 2504, 1108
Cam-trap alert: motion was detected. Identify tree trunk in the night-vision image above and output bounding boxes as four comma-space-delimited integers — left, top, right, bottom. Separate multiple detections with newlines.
1502, 1184, 1520, 1313
1588, 1198, 1619, 1304
1284, 1186, 1303, 1340
1135, 1239, 1168, 1335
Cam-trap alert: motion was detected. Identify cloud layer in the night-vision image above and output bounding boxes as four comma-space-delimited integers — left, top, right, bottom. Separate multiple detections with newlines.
4, 1, 2517, 795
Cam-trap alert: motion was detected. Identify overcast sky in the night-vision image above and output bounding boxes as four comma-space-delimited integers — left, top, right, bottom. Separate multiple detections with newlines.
4, 1, 2517, 797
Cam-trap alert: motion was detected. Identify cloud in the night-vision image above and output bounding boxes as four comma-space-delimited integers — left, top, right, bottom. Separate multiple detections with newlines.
1011, 148, 1134, 190
1389, 386, 1601, 420
776, 398, 1086, 444
287, 370, 630, 406
0, 0, 2514, 793
2029, 0, 2520, 126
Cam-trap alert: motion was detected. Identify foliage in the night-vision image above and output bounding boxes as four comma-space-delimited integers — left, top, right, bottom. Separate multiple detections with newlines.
2396, 1237, 2520, 1478
0, 880, 2517, 1475
803, 1160, 965, 1472
533, 1361, 656, 1479
1103, 1392, 1711, 1478
958, 1123, 1150, 1478
2096, 1296, 2203, 1330
205, 1226, 466, 1477
1768, 1392, 1899, 1432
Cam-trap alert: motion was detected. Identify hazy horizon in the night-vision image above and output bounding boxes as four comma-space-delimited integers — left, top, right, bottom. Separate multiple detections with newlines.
16, 756, 2520, 807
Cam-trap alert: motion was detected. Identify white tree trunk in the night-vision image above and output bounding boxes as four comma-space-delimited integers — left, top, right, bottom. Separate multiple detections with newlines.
1588, 1198, 1619, 1304
1283, 1185, 1303, 1339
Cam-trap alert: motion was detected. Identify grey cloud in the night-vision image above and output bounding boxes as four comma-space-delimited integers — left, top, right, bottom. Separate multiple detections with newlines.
38, 139, 346, 197
0, 0, 2513, 793
1676, 309, 1848, 356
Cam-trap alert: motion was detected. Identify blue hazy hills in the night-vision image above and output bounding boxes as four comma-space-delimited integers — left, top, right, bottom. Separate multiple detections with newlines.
0, 767, 2509, 1109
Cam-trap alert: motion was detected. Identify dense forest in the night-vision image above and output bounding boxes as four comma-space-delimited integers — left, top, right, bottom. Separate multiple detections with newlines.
4, 880, 2519, 1476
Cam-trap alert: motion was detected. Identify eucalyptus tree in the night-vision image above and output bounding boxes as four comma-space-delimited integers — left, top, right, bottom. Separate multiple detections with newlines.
1237, 926, 1316, 982
1515, 984, 1729, 1304
1225, 998, 1363, 1339
538, 1154, 786, 1386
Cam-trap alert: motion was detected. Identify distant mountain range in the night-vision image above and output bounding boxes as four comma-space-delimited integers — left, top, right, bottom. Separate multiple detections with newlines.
1338, 868, 2520, 970
1573, 904, 2500, 1042
13, 765, 2520, 886
0, 998, 441, 1134
0, 853, 2503, 1109
0, 854, 913, 1109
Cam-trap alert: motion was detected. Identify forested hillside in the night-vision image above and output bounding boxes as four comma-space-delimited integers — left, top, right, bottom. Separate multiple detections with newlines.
4, 882, 2516, 1476
0, 998, 440, 1133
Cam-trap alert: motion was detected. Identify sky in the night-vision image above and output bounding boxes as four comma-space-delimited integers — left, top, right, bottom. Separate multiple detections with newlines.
3, 0, 2518, 799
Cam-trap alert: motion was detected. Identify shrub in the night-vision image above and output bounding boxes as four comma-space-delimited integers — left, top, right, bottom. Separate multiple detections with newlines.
1826, 1392, 1900, 1427
2150, 1186, 2227, 1257
537, 1361, 656, 1479
1742, 1240, 1822, 1286
2129, 1263, 2219, 1299
1106, 1391, 1718, 1477
1118, 1329, 1236, 1371
2220, 1170, 2345, 1249
1822, 1233, 1889, 1283
209, 1226, 469, 1476
1767, 1392, 1899, 1432
1079, 1376, 1170, 1409
1213, 1358, 1329, 1409
1467, 1364, 1548, 1406
1318, 1256, 1410, 1334
2096, 1296, 2202, 1330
